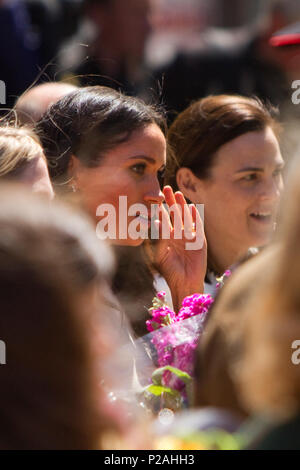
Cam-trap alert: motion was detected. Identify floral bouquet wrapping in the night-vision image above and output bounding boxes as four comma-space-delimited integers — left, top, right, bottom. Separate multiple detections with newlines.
139, 291, 214, 411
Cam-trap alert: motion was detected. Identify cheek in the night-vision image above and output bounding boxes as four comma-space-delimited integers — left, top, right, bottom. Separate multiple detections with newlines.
82, 175, 141, 221
203, 185, 252, 227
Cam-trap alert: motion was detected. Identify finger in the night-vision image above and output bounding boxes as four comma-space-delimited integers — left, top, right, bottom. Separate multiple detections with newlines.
174, 192, 194, 234
156, 203, 172, 240
163, 186, 183, 230
190, 204, 205, 249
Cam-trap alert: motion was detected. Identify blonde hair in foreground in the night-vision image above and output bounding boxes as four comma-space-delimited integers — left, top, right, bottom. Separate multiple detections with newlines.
0, 125, 44, 178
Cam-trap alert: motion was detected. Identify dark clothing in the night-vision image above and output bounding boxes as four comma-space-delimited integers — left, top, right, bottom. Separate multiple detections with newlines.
0, 1, 39, 107
155, 39, 289, 120
70, 54, 139, 95
248, 414, 300, 450
66, 50, 156, 101
0, 0, 74, 108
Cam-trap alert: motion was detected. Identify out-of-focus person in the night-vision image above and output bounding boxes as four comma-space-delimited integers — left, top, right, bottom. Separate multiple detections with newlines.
154, 0, 300, 119
235, 156, 300, 449
0, 0, 67, 108
194, 245, 277, 420
15, 82, 78, 126
0, 186, 120, 449
59, 0, 155, 96
0, 125, 54, 200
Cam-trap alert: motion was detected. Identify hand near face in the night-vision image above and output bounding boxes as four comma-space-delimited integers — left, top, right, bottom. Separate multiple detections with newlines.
153, 186, 207, 312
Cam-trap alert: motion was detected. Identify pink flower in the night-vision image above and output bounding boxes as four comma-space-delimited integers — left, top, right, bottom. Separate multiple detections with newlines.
146, 292, 214, 393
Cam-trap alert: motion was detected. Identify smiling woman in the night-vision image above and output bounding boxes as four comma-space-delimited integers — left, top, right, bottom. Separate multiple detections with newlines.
166, 94, 284, 284
36, 86, 206, 334
70, 122, 166, 246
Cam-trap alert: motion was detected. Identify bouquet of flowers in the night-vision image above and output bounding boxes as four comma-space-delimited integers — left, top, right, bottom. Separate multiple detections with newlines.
142, 291, 214, 410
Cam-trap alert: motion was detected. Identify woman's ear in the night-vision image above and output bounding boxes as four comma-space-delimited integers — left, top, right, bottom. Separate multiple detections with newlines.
176, 167, 201, 202
68, 155, 81, 177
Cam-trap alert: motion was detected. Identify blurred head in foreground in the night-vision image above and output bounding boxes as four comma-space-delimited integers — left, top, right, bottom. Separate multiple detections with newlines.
0, 186, 116, 449
237, 157, 300, 420
0, 125, 54, 200
194, 245, 278, 420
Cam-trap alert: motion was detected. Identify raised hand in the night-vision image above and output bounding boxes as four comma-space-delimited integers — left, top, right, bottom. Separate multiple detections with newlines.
153, 186, 207, 312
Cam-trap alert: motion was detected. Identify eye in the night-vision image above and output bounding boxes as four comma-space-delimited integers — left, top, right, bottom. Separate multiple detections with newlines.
130, 163, 146, 175
242, 173, 258, 182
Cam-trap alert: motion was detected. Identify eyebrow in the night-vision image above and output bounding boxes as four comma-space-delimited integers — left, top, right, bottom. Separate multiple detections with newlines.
128, 155, 166, 168
236, 162, 285, 173
129, 155, 156, 164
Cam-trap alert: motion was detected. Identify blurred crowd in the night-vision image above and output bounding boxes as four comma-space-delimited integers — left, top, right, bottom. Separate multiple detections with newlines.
0, 0, 299, 109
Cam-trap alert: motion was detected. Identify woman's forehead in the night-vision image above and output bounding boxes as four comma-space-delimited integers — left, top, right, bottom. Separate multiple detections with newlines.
213, 128, 282, 171
99, 124, 166, 166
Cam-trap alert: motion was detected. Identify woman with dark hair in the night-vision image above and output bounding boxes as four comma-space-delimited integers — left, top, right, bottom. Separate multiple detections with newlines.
166, 94, 284, 292
36, 86, 206, 334
0, 186, 120, 449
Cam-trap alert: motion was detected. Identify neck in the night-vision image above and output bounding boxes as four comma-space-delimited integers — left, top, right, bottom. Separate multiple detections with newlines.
206, 233, 249, 276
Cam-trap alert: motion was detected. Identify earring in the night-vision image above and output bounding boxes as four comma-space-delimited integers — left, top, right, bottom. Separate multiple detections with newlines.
71, 183, 77, 193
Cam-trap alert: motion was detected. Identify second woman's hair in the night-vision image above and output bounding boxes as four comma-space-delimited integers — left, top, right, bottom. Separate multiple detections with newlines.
166, 94, 280, 190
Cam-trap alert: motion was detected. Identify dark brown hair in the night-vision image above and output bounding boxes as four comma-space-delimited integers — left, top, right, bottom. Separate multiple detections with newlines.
166, 94, 280, 190
36, 86, 167, 188
0, 186, 115, 449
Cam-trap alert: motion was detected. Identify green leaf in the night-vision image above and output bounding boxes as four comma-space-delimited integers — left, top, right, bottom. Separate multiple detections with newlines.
144, 384, 181, 398
152, 366, 192, 386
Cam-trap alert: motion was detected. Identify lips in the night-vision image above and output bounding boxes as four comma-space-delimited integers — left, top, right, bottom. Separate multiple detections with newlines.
249, 211, 273, 223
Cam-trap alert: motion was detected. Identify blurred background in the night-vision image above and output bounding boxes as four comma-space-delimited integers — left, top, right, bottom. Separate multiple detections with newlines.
1, 0, 300, 142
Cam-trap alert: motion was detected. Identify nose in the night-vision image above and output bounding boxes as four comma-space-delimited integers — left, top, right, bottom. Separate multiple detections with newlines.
259, 175, 283, 202
143, 176, 164, 205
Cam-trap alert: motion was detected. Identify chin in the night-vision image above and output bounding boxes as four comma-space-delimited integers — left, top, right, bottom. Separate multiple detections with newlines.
249, 231, 274, 249
114, 237, 145, 247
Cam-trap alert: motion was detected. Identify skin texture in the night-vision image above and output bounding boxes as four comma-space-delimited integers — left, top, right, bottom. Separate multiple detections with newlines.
17, 155, 54, 200
176, 127, 284, 274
